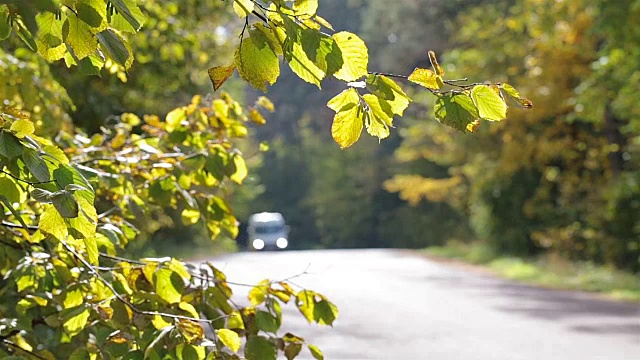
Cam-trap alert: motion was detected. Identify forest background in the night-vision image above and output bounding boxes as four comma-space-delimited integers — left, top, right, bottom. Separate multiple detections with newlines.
3, 0, 639, 270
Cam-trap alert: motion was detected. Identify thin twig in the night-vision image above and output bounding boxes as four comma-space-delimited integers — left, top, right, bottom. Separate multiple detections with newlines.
0, 169, 59, 188
368, 72, 409, 79
1, 338, 48, 360
1, 220, 38, 231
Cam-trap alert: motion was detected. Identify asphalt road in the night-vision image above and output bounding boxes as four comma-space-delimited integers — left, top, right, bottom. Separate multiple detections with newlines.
209, 249, 640, 360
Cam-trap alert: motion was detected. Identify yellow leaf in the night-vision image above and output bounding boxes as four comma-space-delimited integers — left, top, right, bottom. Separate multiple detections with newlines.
332, 32, 368, 81
10, 119, 35, 138
293, 0, 318, 16
331, 103, 364, 149
235, 33, 280, 91
288, 39, 325, 88
230, 154, 248, 184
257, 96, 275, 112
218, 328, 241, 353
181, 208, 200, 225
249, 108, 267, 125
314, 15, 334, 30
178, 302, 199, 318
408, 68, 442, 90
151, 314, 172, 330
327, 88, 359, 112
233, 0, 254, 18
471, 85, 507, 121
428, 50, 445, 76
39, 204, 68, 240
64, 289, 84, 308
208, 65, 235, 91
362, 95, 391, 140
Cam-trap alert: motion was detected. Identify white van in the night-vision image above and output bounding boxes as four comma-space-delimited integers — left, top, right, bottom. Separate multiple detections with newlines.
247, 212, 290, 251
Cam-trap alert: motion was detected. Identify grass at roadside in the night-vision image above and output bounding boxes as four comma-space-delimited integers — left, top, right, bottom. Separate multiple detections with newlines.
424, 242, 640, 303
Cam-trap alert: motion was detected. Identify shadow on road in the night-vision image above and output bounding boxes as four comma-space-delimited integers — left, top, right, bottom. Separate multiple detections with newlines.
419, 269, 640, 340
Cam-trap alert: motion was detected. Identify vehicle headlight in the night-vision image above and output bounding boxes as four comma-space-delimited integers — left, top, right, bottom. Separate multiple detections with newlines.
276, 237, 288, 249
253, 239, 265, 250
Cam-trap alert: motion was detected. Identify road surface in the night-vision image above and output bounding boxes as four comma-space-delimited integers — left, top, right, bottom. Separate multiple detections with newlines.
207, 249, 640, 360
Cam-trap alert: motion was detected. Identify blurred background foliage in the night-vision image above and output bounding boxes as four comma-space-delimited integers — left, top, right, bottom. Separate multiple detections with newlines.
1, 0, 637, 272
248, 0, 639, 272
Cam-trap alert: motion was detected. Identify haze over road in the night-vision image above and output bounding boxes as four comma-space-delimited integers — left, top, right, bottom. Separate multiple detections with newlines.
209, 249, 640, 360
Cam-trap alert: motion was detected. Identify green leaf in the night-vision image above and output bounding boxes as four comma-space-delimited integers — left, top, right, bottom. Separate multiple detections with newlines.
51, 190, 79, 218
177, 344, 205, 360
77, 0, 107, 31
255, 311, 280, 333
293, 0, 318, 16
35, 12, 66, 60
217, 329, 241, 353
408, 68, 442, 90
110, 0, 145, 31
331, 103, 364, 149
62, 306, 90, 337
434, 93, 480, 132
287, 30, 325, 88
285, 343, 302, 360
0, 194, 29, 230
52, 164, 95, 203
332, 32, 368, 81
22, 148, 50, 182
295, 290, 315, 323
0, 177, 23, 203
155, 268, 183, 304
42, 145, 69, 164
84, 237, 99, 265
78, 53, 105, 76
245, 336, 276, 360
0, 5, 11, 40
327, 88, 359, 112
235, 31, 280, 91
499, 83, 533, 109
299, 28, 343, 79
233, 0, 254, 18
208, 65, 235, 91
471, 85, 507, 121
362, 94, 393, 140
253, 23, 283, 56
31, 188, 53, 203
365, 75, 411, 116
227, 311, 244, 330
308, 344, 323, 360
312, 299, 338, 326
97, 29, 133, 69
63, 15, 98, 59
0, 131, 24, 159
167, 258, 191, 281
10, 119, 35, 138
17, 21, 37, 51
39, 204, 68, 240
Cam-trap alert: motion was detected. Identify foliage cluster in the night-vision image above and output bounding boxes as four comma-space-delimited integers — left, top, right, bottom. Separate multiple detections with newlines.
0, 1, 349, 359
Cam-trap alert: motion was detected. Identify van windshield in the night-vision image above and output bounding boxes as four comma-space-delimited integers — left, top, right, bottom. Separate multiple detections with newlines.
254, 224, 283, 234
